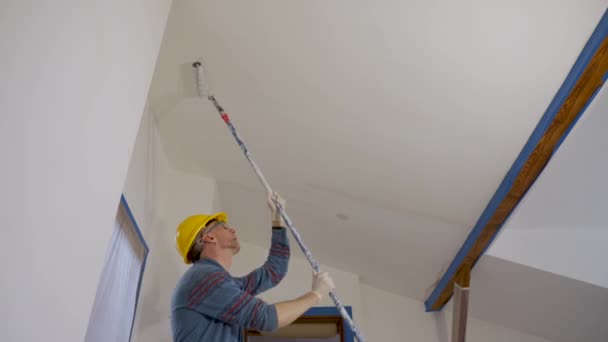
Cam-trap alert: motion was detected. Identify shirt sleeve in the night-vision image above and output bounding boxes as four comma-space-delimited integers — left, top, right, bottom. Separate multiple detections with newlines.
187, 270, 279, 332
236, 227, 290, 296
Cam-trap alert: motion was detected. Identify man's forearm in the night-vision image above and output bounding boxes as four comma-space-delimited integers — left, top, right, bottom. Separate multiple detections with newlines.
274, 292, 321, 328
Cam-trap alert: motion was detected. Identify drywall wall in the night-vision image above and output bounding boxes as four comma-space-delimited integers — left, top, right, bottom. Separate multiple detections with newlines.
124, 117, 221, 342
123, 108, 169, 234
0, 0, 171, 341
487, 83, 608, 287
131, 174, 220, 340
123, 107, 175, 342
360, 285, 555, 342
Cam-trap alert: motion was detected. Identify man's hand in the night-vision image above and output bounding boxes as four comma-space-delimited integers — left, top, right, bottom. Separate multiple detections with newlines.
274, 271, 336, 329
311, 271, 335, 301
267, 191, 286, 227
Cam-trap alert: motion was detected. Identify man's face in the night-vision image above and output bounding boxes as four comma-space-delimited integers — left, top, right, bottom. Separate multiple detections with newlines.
206, 221, 240, 255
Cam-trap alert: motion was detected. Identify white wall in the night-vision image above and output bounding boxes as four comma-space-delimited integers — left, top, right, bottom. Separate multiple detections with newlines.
123, 106, 173, 341
361, 285, 554, 342
123, 107, 221, 341
0, 1, 171, 341
487, 228, 608, 287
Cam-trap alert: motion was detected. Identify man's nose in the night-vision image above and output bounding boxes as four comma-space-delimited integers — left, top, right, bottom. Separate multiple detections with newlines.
229, 228, 236, 234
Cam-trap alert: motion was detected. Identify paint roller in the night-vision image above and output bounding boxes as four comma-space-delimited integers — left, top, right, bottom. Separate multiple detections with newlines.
192, 61, 365, 342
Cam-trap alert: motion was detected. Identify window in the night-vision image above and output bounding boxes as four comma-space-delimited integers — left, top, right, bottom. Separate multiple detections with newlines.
85, 195, 149, 342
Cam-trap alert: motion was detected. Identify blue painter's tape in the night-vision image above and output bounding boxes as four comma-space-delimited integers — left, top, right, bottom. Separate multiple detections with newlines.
425, 8, 608, 312
121, 194, 150, 341
603, 71, 608, 82
121, 194, 149, 252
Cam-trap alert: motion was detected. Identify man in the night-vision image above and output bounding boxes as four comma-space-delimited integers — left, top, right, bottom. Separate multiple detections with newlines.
170, 192, 335, 342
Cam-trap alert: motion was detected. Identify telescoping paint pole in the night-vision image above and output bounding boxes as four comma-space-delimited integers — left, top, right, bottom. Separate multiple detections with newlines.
193, 62, 365, 342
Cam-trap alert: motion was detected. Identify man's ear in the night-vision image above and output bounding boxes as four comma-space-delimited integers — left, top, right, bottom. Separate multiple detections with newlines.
202, 234, 215, 244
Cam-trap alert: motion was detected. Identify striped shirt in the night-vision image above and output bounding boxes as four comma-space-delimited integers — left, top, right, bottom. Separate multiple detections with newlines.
170, 227, 290, 342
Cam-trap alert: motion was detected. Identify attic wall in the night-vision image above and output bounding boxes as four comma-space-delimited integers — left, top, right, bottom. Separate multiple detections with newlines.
123, 107, 175, 342
361, 285, 555, 342
123, 107, 220, 341
0, 1, 171, 340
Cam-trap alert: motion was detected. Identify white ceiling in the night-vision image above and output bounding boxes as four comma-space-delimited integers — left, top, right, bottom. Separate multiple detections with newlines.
148, 1, 608, 341
151, 0, 606, 226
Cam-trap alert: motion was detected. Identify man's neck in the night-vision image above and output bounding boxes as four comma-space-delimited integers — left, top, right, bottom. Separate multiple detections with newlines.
201, 250, 233, 270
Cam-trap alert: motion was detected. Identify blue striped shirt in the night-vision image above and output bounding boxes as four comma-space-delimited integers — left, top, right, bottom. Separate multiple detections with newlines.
170, 227, 290, 341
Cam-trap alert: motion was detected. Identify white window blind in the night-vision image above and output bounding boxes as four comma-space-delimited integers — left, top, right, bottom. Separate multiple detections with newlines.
85, 195, 148, 342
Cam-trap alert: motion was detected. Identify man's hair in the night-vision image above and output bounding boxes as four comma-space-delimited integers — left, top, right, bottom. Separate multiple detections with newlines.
187, 219, 217, 263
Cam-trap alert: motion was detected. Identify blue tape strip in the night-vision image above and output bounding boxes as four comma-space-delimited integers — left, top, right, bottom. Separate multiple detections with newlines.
425, 8, 608, 312
121, 194, 150, 341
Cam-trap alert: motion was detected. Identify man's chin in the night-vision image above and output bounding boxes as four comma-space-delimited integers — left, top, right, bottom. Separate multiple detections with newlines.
232, 242, 241, 255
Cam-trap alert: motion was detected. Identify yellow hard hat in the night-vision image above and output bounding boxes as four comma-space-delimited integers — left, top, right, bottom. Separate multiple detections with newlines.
175, 212, 228, 264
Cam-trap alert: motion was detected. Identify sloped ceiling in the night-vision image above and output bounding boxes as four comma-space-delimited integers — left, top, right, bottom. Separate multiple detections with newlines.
147, 1, 608, 341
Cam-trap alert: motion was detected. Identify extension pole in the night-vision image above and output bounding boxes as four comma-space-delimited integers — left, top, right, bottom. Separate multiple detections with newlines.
193, 62, 365, 342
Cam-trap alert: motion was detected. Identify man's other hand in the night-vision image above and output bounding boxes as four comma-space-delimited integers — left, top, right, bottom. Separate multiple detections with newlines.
267, 191, 286, 227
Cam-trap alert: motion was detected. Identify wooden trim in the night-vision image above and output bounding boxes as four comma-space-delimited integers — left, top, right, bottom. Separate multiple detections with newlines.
339, 316, 345, 342
245, 315, 342, 339
425, 14, 608, 311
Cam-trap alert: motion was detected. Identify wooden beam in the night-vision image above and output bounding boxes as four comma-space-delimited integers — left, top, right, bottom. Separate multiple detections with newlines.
452, 264, 471, 342
425, 10, 608, 312
454, 263, 471, 288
